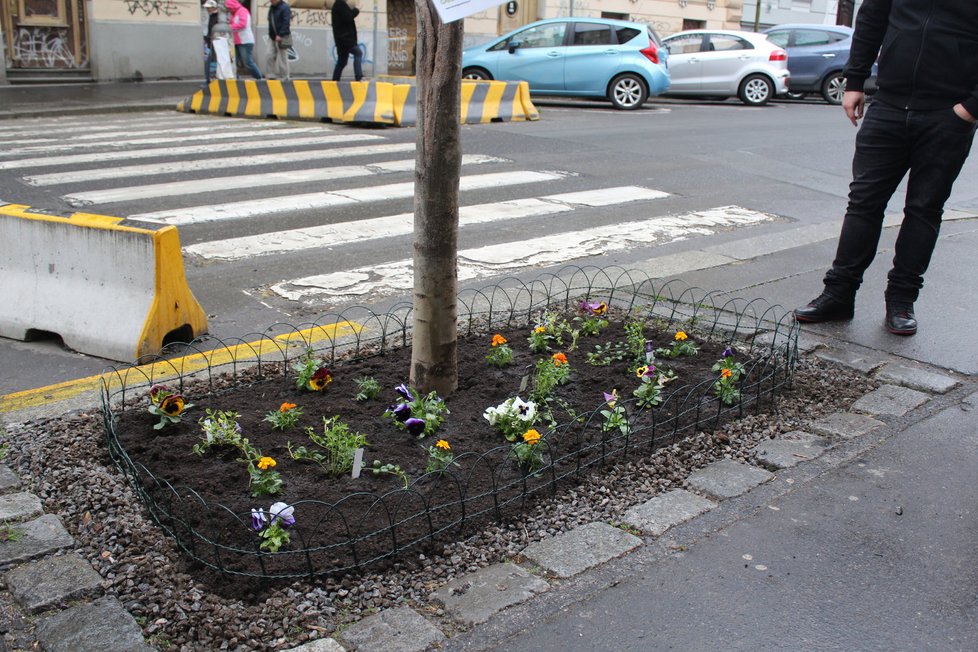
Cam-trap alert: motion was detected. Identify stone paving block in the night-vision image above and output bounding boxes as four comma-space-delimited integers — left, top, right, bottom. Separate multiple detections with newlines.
873, 363, 960, 395
0, 514, 74, 567
5, 551, 104, 613
808, 412, 884, 440
851, 384, 930, 417
0, 465, 21, 493
622, 489, 716, 536
965, 392, 978, 409
521, 521, 642, 579
35, 596, 153, 652
754, 331, 823, 355
815, 348, 887, 374
687, 459, 775, 500
431, 562, 549, 626
752, 431, 830, 469
283, 639, 346, 652
0, 492, 42, 522
337, 606, 444, 652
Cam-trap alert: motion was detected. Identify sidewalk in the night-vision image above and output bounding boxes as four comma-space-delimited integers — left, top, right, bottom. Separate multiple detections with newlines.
0, 82, 976, 650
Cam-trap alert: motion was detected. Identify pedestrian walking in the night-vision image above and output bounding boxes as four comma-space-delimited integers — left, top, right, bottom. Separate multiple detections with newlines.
794, 0, 978, 336
266, 0, 292, 80
329, 0, 363, 82
226, 0, 263, 79
202, 0, 220, 85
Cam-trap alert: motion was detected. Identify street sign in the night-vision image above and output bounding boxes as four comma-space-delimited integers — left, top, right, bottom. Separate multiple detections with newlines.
433, 0, 508, 24
506, 1, 518, 15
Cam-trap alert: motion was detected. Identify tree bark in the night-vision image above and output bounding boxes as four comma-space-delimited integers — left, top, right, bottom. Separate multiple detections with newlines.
410, 0, 463, 396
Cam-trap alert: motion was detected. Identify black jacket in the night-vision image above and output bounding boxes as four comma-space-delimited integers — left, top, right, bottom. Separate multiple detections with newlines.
844, 0, 978, 116
331, 0, 359, 50
267, 0, 291, 39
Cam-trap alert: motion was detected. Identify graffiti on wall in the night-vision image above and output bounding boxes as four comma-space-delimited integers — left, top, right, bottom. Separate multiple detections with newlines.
123, 0, 183, 16
387, 26, 410, 66
12, 27, 80, 67
291, 9, 330, 26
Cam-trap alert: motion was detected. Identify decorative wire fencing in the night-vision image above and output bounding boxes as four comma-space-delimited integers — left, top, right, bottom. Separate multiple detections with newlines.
101, 266, 800, 580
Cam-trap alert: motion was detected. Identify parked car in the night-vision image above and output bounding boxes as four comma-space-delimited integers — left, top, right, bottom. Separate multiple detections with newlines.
763, 24, 853, 104
461, 17, 670, 111
660, 29, 789, 106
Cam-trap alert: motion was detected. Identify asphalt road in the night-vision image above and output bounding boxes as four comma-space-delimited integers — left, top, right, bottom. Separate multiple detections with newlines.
2, 96, 978, 399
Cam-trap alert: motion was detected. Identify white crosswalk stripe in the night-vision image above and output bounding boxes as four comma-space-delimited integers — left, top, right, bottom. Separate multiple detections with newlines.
0, 111, 778, 309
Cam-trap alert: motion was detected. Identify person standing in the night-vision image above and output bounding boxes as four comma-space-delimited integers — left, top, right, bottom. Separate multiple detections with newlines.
202, 0, 220, 85
267, 0, 292, 80
793, 0, 978, 336
226, 0, 263, 79
330, 0, 363, 82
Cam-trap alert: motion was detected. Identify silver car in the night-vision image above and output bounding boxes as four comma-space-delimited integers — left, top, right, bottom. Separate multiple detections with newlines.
661, 29, 790, 106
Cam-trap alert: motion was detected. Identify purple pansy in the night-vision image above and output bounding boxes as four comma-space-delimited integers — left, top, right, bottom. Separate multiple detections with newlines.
404, 418, 426, 437
394, 383, 412, 401
390, 403, 411, 422
722, 346, 734, 358
251, 508, 267, 531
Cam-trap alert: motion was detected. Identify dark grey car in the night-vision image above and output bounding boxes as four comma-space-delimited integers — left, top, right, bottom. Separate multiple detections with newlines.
763, 24, 854, 105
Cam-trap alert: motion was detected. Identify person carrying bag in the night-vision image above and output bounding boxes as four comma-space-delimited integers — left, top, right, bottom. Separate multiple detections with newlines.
266, 0, 292, 80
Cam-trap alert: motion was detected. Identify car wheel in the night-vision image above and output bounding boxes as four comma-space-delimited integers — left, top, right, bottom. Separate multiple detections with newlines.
462, 67, 492, 81
608, 73, 648, 110
738, 74, 774, 106
821, 71, 845, 105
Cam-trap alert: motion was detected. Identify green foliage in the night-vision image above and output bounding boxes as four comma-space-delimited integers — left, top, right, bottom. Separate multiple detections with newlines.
511, 430, 546, 474
354, 376, 381, 401
425, 440, 459, 473
383, 385, 449, 438
530, 356, 571, 403
485, 334, 514, 368
656, 330, 699, 359
193, 409, 244, 455
712, 350, 745, 405
599, 393, 631, 437
370, 460, 410, 488
263, 403, 302, 431
527, 311, 573, 353
258, 521, 291, 553
293, 349, 332, 391
288, 416, 368, 476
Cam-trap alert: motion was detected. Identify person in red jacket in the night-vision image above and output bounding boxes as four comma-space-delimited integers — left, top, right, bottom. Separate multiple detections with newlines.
794, 0, 978, 336
330, 0, 363, 81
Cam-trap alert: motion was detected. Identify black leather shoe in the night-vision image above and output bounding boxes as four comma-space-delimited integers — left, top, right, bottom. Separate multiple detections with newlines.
794, 293, 855, 323
885, 302, 917, 336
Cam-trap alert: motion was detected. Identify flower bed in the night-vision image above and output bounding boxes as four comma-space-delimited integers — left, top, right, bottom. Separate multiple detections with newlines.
101, 268, 799, 581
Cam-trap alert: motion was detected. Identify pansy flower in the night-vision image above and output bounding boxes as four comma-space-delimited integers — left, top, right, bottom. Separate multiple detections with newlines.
269, 502, 295, 527
149, 384, 170, 405
722, 346, 734, 358
491, 334, 508, 347
580, 299, 608, 316
308, 367, 332, 391
390, 403, 412, 422
552, 352, 568, 366
159, 394, 186, 416
279, 402, 297, 413
603, 389, 619, 408
405, 418, 426, 437
435, 439, 451, 451
394, 383, 413, 401
257, 456, 276, 470
675, 331, 688, 341
533, 326, 546, 335
251, 508, 267, 531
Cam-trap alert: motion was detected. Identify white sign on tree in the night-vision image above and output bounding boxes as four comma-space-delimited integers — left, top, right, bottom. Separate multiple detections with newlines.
432, 0, 507, 24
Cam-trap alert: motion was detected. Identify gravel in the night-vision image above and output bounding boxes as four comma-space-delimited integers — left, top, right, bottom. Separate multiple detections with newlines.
0, 356, 878, 651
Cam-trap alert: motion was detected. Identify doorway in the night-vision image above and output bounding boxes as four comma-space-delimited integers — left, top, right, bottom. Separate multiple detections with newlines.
1, 0, 89, 78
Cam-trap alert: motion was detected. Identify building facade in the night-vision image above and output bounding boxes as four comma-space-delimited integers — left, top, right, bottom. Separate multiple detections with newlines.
0, 0, 838, 83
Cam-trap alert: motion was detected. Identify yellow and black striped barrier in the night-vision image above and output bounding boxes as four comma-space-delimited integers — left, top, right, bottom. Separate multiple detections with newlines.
177, 78, 539, 127
0, 202, 208, 363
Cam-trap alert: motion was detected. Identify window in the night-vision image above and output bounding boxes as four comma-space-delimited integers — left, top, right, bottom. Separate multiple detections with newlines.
491, 23, 567, 51
793, 29, 834, 46
572, 23, 613, 46
766, 31, 789, 48
666, 34, 703, 55
707, 35, 751, 52
615, 27, 640, 45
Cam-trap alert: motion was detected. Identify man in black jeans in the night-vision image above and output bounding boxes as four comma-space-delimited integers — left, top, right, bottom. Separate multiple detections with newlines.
794, 0, 978, 336
330, 0, 363, 82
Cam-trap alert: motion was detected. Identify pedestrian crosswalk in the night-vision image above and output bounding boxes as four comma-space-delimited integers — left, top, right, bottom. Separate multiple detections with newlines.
0, 111, 778, 312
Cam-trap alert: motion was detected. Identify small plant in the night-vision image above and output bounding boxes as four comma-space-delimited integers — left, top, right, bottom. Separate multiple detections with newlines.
484, 396, 540, 442
370, 460, 410, 488
576, 299, 609, 336
288, 416, 368, 476
244, 454, 284, 497
599, 390, 631, 437
530, 353, 571, 402
511, 428, 546, 474
656, 329, 699, 359
712, 346, 745, 405
485, 333, 514, 368
293, 349, 332, 391
251, 502, 295, 553
632, 364, 673, 409
147, 384, 193, 430
585, 340, 630, 366
354, 376, 381, 401
0, 524, 23, 543
263, 402, 302, 431
527, 311, 572, 353
383, 383, 449, 438
0, 442, 8, 462
623, 321, 649, 366
425, 439, 459, 473
193, 409, 243, 455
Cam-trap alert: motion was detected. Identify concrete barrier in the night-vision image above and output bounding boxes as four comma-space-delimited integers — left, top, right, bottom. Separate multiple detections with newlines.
0, 202, 208, 363
177, 78, 539, 127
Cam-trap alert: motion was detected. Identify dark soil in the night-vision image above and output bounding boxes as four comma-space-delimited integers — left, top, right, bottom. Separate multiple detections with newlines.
111, 320, 768, 584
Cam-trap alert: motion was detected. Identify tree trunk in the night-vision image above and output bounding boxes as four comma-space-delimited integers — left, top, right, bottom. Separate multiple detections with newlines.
409, 0, 463, 396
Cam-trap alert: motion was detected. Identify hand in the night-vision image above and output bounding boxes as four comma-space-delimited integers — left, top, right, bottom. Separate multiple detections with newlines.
953, 103, 977, 123
842, 91, 865, 126
275, 35, 281, 42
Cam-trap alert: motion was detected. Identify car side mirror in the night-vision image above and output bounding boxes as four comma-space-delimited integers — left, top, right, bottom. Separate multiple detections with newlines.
508, 40, 522, 54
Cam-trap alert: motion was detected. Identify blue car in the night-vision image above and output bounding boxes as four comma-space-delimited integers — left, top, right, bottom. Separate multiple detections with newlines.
763, 24, 857, 105
462, 17, 670, 110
